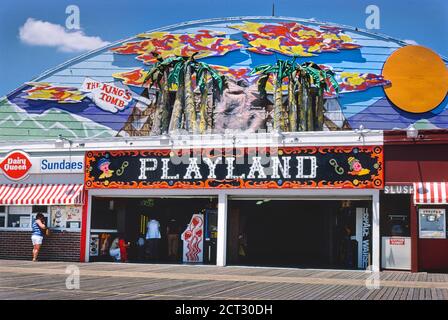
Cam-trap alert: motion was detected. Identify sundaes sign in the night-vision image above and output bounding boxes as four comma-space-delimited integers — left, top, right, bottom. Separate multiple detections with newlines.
0, 150, 32, 181
81, 78, 132, 113
85, 146, 384, 189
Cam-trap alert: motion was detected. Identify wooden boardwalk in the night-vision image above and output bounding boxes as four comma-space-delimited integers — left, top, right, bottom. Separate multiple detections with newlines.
0, 260, 447, 300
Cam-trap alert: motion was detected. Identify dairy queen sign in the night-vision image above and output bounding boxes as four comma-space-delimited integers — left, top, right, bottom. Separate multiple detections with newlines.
0, 150, 32, 181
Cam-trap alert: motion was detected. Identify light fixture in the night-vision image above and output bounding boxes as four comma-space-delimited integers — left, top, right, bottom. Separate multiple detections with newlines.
55, 134, 73, 148
256, 199, 271, 205
406, 124, 418, 139
354, 125, 370, 141
232, 135, 237, 149
271, 129, 284, 144
160, 132, 170, 145
341, 200, 352, 208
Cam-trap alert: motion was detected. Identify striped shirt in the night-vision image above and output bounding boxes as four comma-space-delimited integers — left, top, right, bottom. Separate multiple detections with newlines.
32, 221, 43, 237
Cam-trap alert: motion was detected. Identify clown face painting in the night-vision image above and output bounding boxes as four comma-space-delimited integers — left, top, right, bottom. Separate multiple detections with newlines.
97, 157, 114, 179
348, 157, 370, 176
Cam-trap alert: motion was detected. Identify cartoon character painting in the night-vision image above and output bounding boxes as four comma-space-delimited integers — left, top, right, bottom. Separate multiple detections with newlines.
97, 157, 114, 179
181, 214, 204, 263
347, 157, 370, 176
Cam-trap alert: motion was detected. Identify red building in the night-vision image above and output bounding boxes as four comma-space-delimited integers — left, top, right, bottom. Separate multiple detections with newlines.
383, 129, 448, 272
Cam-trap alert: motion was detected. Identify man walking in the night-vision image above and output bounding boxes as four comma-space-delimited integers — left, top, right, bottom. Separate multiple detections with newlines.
146, 217, 161, 261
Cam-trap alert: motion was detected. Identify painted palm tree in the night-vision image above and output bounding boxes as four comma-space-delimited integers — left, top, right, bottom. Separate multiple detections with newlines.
295, 63, 313, 132
251, 59, 295, 131
287, 67, 299, 132
297, 62, 339, 131
144, 53, 182, 135
195, 62, 225, 133
252, 58, 339, 132
166, 55, 189, 132
165, 53, 226, 133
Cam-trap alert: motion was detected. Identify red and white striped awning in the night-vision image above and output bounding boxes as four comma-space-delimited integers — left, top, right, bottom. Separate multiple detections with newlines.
413, 182, 448, 205
0, 184, 84, 205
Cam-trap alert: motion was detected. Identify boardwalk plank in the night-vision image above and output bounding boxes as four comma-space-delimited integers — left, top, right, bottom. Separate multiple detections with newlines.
1, 260, 448, 300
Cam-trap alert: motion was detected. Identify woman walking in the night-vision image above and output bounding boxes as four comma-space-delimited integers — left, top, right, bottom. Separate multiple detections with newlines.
31, 213, 47, 262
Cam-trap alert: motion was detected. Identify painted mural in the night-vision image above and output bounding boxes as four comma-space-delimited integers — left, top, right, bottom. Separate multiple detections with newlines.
1, 17, 447, 140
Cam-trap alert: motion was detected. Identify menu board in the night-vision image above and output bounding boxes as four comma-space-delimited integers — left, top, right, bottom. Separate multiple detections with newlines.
51, 205, 82, 229
419, 208, 446, 239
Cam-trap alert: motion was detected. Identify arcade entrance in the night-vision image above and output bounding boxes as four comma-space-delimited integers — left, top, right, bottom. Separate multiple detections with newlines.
227, 199, 372, 269
89, 197, 218, 264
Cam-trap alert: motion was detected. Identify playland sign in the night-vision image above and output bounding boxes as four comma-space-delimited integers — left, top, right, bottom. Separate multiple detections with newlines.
85, 146, 384, 189
81, 78, 132, 113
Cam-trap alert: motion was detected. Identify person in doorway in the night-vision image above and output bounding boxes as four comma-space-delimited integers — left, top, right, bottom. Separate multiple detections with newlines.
136, 234, 146, 262
100, 233, 111, 256
31, 213, 47, 262
238, 232, 248, 262
118, 236, 130, 263
146, 217, 161, 261
342, 225, 354, 268
109, 236, 121, 262
166, 218, 180, 261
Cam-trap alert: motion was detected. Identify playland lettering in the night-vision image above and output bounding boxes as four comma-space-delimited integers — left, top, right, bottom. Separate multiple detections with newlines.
82, 78, 132, 113
138, 156, 318, 181
0, 150, 32, 181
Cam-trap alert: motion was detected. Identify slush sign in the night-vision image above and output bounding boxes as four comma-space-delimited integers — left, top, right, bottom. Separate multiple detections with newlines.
0, 150, 32, 181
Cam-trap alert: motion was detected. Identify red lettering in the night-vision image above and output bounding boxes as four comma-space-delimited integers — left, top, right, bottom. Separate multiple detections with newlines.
87, 82, 100, 90
101, 84, 111, 93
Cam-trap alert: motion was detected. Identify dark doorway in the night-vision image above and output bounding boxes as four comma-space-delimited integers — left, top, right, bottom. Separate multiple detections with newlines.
227, 199, 370, 269
90, 197, 217, 264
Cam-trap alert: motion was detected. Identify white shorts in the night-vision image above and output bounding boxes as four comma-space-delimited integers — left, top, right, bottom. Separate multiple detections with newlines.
31, 235, 43, 245
109, 248, 121, 261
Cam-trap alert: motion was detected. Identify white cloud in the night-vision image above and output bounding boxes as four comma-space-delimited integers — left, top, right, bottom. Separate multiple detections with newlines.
19, 18, 110, 52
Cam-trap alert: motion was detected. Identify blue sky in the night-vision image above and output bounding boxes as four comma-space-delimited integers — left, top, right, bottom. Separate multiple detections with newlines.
0, 0, 447, 96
